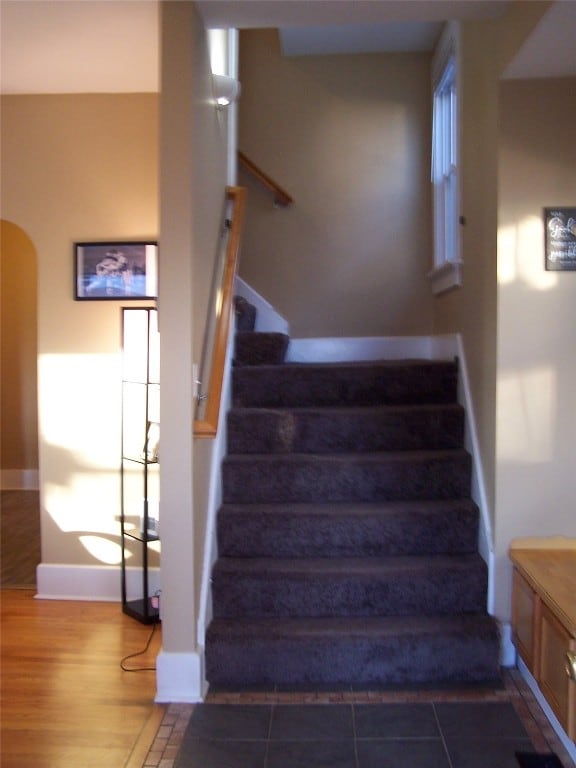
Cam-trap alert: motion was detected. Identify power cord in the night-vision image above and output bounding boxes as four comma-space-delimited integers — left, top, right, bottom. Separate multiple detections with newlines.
120, 622, 158, 672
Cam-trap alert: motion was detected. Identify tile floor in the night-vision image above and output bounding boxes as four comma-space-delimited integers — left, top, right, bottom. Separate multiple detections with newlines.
143, 670, 576, 768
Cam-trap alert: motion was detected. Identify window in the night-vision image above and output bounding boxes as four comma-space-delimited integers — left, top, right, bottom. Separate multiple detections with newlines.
429, 23, 462, 294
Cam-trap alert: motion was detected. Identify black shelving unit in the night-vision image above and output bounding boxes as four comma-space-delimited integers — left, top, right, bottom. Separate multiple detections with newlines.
120, 307, 160, 624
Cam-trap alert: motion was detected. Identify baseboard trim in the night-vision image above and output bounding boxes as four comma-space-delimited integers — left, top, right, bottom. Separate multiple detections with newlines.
453, 334, 495, 612
518, 656, 576, 764
155, 649, 205, 703
0, 469, 39, 490
286, 336, 445, 363
499, 621, 516, 667
36, 563, 161, 602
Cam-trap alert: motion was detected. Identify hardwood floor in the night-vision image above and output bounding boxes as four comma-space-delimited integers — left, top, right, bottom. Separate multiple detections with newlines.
1, 589, 164, 768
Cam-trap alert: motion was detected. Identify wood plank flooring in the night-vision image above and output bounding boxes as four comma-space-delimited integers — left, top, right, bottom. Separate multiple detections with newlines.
1, 589, 163, 768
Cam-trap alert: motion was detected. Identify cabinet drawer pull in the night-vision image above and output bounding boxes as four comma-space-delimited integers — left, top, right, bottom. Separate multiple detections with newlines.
565, 652, 576, 681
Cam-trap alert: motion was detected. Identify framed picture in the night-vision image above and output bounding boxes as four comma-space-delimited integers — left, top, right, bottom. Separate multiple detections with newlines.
544, 208, 576, 271
74, 241, 158, 299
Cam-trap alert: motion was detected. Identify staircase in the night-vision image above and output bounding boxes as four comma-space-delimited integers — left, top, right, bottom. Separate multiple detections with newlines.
204, 300, 500, 688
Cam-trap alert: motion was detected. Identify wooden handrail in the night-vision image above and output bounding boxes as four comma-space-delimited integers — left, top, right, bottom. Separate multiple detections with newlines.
194, 186, 246, 439
238, 150, 293, 207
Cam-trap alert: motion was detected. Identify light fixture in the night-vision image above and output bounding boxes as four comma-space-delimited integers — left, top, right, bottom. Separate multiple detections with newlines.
212, 74, 241, 109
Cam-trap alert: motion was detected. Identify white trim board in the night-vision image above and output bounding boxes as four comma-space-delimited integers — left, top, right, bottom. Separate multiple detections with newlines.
155, 649, 205, 703
518, 656, 576, 764
286, 335, 457, 363
234, 277, 290, 334
36, 563, 160, 602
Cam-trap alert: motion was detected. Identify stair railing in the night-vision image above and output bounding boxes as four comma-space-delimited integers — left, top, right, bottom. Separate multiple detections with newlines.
238, 151, 293, 208
194, 186, 246, 438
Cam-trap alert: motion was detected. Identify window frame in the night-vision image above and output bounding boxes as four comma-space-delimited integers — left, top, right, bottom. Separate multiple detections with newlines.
429, 22, 462, 295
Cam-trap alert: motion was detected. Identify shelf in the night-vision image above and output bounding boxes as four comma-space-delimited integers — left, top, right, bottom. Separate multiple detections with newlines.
122, 455, 159, 466
123, 598, 160, 625
121, 307, 161, 626
124, 529, 160, 545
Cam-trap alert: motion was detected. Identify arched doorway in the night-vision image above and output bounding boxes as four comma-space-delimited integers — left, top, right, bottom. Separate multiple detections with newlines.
1, 219, 41, 586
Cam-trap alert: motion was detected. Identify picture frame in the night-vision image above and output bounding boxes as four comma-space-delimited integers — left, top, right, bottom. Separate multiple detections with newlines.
74, 241, 158, 299
544, 208, 576, 271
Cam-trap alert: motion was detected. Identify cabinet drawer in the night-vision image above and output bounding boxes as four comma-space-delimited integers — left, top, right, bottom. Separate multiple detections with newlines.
538, 601, 576, 740
512, 567, 541, 675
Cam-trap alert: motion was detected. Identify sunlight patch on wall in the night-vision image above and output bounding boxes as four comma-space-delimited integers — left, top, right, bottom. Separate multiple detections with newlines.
209, 29, 228, 76
497, 366, 556, 463
497, 224, 517, 285
45, 476, 120, 535
498, 217, 557, 291
39, 353, 121, 466
79, 535, 124, 565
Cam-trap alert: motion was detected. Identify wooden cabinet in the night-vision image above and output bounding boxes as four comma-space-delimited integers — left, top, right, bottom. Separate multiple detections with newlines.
512, 567, 541, 675
510, 544, 576, 741
539, 602, 576, 739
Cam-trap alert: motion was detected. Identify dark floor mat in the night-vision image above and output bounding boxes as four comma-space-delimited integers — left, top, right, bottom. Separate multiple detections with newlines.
516, 753, 564, 768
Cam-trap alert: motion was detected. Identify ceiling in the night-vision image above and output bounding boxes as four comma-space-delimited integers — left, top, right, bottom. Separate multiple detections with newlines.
1, 0, 575, 94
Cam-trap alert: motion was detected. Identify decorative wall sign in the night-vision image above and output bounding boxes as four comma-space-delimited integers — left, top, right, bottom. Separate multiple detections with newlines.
75, 241, 158, 299
544, 208, 576, 271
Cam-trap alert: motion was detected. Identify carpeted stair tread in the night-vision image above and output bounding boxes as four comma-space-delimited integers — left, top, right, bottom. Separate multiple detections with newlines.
234, 331, 290, 366
223, 449, 471, 504
211, 553, 488, 618
232, 360, 458, 407
217, 499, 479, 557
205, 613, 500, 686
206, 352, 499, 687
227, 403, 465, 453
213, 552, 486, 575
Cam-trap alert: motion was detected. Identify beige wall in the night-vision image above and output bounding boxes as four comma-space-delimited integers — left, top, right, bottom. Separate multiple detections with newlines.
238, 30, 434, 338
430, 5, 551, 539
495, 77, 576, 619
1, 220, 38, 476
432, 20, 500, 520
1, 93, 158, 565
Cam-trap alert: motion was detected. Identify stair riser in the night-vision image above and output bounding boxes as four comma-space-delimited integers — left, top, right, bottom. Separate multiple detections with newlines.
206, 351, 499, 688
205, 627, 500, 686
228, 406, 465, 454
217, 506, 479, 558
233, 362, 458, 408
234, 332, 289, 366
223, 453, 471, 504
212, 565, 488, 619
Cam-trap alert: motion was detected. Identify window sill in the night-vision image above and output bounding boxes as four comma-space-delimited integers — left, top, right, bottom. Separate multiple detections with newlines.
428, 260, 462, 295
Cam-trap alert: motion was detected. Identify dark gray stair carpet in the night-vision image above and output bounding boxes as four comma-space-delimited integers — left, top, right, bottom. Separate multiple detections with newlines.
232, 360, 458, 408
212, 553, 488, 618
233, 296, 256, 332
206, 331, 499, 688
227, 403, 465, 454
217, 499, 479, 558
222, 450, 471, 504
205, 614, 500, 687
234, 331, 289, 366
